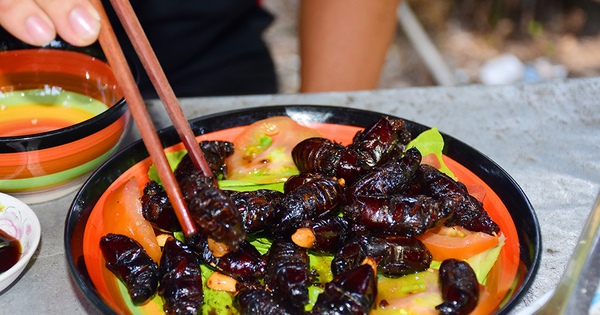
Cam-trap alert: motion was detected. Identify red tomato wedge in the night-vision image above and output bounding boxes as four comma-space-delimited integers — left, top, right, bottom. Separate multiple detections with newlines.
102, 177, 162, 263
225, 116, 323, 183
421, 153, 441, 169
471, 262, 501, 315
466, 184, 487, 203
416, 226, 499, 261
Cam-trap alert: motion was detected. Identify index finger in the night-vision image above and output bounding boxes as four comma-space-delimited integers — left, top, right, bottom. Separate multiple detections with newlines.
0, 0, 57, 46
34, 0, 100, 47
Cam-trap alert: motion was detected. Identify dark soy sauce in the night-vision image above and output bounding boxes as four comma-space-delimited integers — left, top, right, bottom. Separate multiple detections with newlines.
0, 228, 21, 272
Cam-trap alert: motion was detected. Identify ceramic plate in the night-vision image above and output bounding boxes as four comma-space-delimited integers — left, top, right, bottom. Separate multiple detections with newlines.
65, 105, 541, 314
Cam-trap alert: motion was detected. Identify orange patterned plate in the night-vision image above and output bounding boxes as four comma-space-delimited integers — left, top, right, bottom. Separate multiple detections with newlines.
65, 105, 541, 314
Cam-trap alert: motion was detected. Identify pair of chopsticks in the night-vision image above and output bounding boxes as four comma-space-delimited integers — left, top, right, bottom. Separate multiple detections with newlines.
89, 0, 209, 236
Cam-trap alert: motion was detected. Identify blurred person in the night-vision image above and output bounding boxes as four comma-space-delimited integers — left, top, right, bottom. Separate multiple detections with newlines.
0, 0, 400, 97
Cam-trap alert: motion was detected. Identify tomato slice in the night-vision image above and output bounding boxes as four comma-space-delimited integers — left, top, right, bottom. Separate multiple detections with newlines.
421, 153, 441, 169
466, 184, 486, 202
225, 116, 323, 183
416, 226, 499, 261
471, 260, 501, 315
373, 270, 442, 315
102, 177, 162, 263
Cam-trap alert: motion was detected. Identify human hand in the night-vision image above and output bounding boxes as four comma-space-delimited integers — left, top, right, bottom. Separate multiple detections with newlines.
0, 0, 101, 47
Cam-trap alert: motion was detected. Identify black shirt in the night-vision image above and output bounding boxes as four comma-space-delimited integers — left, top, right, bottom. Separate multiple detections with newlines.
103, 0, 278, 98
0, 0, 277, 97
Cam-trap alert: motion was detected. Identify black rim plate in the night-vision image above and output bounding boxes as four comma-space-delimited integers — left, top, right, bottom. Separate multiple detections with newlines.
65, 104, 541, 314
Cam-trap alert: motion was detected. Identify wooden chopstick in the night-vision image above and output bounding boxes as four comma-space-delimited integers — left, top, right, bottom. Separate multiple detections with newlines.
105, 0, 214, 181
90, 0, 203, 236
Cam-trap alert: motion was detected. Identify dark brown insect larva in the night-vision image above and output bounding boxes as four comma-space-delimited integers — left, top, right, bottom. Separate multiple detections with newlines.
343, 194, 453, 237
291, 137, 368, 185
174, 140, 234, 180
350, 116, 412, 167
420, 164, 500, 235
347, 147, 422, 198
271, 174, 344, 236
293, 215, 351, 254
308, 264, 378, 315
264, 238, 311, 309
226, 189, 284, 234
331, 234, 432, 278
159, 237, 204, 315
236, 288, 301, 315
99, 233, 159, 305
180, 170, 246, 249
436, 258, 480, 315
191, 235, 265, 283
141, 180, 181, 233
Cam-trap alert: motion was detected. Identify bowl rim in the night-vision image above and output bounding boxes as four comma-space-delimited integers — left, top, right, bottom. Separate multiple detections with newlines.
0, 49, 127, 152
0, 192, 41, 287
64, 104, 542, 314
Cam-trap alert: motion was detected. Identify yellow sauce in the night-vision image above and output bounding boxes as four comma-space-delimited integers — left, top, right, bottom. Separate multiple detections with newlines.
0, 89, 109, 137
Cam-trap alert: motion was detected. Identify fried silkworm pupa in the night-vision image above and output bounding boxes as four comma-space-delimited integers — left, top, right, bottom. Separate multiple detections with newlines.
190, 235, 265, 283
343, 194, 452, 237
213, 243, 265, 283
180, 170, 246, 249
420, 164, 500, 235
159, 237, 204, 315
282, 172, 319, 192
226, 189, 283, 234
308, 264, 377, 315
236, 288, 301, 315
99, 233, 159, 305
272, 174, 344, 236
351, 116, 411, 167
331, 234, 432, 278
347, 147, 422, 198
292, 216, 350, 254
141, 181, 181, 233
174, 140, 234, 180
265, 238, 311, 309
283, 172, 345, 194
436, 259, 480, 315
291, 137, 368, 185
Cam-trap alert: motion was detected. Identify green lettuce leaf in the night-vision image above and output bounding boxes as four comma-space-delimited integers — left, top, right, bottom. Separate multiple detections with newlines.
306, 286, 324, 312
405, 127, 455, 179
467, 234, 505, 285
217, 180, 285, 193
147, 150, 188, 184
247, 235, 273, 256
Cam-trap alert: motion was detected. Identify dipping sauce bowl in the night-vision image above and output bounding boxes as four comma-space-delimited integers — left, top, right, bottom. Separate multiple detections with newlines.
0, 192, 41, 292
0, 48, 130, 203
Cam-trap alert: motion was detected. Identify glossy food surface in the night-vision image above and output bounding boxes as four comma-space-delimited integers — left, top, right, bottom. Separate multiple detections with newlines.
65, 106, 541, 314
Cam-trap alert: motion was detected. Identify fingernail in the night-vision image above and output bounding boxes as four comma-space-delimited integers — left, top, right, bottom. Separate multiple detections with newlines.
69, 6, 101, 40
25, 15, 55, 45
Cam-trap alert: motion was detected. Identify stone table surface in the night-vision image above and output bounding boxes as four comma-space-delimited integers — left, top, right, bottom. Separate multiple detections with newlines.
1, 77, 599, 314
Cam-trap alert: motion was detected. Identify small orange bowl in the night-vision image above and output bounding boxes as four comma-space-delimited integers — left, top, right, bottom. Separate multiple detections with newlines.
0, 48, 131, 203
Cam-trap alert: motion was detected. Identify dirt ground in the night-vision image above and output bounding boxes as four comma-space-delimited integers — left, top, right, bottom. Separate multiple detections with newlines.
262, 0, 600, 93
